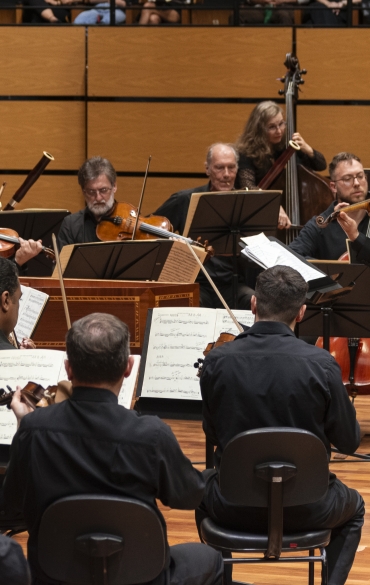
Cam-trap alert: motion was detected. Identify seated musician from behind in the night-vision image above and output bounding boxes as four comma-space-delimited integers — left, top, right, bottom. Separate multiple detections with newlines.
4, 312, 223, 585
57, 156, 117, 250
289, 152, 370, 265
198, 265, 364, 585
152, 143, 254, 309
235, 100, 327, 229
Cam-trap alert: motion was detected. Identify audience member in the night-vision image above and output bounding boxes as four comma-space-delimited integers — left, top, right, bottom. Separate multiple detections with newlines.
73, 0, 126, 24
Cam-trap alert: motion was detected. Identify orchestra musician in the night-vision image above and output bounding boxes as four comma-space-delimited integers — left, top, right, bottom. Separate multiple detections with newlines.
235, 101, 327, 229
197, 265, 364, 585
152, 142, 254, 309
57, 156, 117, 250
3, 313, 223, 585
289, 152, 370, 265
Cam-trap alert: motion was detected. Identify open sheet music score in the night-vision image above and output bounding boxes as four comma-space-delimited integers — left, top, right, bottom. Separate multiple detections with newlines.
14, 285, 49, 341
0, 350, 141, 446
137, 307, 254, 401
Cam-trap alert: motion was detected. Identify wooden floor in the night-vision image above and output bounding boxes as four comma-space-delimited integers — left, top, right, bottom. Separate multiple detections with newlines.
13, 397, 370, 585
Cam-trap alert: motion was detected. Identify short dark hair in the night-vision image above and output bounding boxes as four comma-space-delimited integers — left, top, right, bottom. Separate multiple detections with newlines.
255, 266, 308, 324
78, 156, 117, 188
66, 313, 130, 385
328, 152, 361, 179
0, 258, 19, 298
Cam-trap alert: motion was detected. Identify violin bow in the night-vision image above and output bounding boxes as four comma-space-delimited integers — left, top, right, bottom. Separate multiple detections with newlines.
52, 234, 71, 330
185, 242, 244, 334
131, 155, 152, 241
0, 182, 6, 211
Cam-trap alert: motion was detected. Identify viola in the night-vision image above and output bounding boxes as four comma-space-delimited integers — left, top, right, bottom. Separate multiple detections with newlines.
0, 227, 55, 260
0, 380, 72, 410
316, 198, 370, 228
194, 332, 237, 377
96, 201, 213, 251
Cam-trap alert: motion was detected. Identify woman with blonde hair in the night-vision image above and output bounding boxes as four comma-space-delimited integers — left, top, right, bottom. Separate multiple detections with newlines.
235, 101, 326, 229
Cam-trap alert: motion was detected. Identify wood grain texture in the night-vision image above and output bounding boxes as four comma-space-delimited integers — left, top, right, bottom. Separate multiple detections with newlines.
0, 102, 86, 170
0, 28, 85, 96
297, 105, 370, 169
297, 29, 370, 100
88, 102, 255, 173
87, 28, 292, 97
0, 175, 83, 213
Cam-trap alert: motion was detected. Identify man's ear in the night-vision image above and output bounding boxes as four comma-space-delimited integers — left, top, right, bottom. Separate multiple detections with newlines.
329, 181, 337, 198
204, 162, 210, 176
0, 291, 10, 313
296, 304, 306, 323
251, 295, 257, 315
64, 359, 73, 382
124, 355, 135, 379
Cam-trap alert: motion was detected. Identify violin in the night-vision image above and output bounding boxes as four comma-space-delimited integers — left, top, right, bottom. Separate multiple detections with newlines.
316, 198, 370, 228
96, 201, 212, 251
0, 380, 72, 410
0, 227, 55, 260
194, 332, 237, 377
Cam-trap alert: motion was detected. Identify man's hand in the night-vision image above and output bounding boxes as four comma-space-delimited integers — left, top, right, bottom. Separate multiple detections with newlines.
11, 387, 34, 427
278, 206, 292, 230
291, 132, 314, 157
19, 338, 36, 349
15, 238, 43, 267
337, 212, 359, 241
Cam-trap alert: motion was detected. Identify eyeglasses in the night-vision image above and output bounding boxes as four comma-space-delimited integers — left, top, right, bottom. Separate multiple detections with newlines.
332, 173, 367, 186
83, 187, 113, 198
266, 120, 286, 133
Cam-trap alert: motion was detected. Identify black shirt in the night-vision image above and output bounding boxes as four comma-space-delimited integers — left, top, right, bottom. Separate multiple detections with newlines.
4, 387, 205, 582
200, 321, 360, 469
57, 208, 100, 250
0, 331, 16, 350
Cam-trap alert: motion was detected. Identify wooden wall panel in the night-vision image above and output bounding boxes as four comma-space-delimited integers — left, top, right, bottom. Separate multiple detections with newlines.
296, 30, 370, 100
88, 102, 255, 173
0, 28, 85, 96
0, 176, 84, 213
0, 102, 86, 170
88, 28, 292, 98
116, 176, 209, 216
297, 105, 370, 170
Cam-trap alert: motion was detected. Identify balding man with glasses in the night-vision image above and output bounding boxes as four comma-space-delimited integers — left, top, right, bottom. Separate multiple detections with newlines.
289, 152, 370, 265
57, 156, 118, 250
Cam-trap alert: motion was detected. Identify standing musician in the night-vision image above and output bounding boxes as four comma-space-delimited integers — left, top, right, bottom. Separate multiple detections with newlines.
197, 265, 364, 585
235, 101, 327, 229
152, 143, 254, 309
57, 156, 117, 250
289, 152, 370, 265
3, 312, 223, 585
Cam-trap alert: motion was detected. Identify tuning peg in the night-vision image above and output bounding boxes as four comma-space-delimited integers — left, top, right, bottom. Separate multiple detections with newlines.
278, 89, 285, 95
277, 76, 285, 83
300, 69, 307, 75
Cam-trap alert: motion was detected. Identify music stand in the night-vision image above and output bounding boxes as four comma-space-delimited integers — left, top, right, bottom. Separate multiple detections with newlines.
57, 239, 205, 282
182, 190, 281, 308
297, 262, 370, 349
0, 209, 70, 276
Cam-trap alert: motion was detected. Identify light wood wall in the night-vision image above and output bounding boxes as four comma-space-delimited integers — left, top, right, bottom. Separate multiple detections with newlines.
1, 27, 370, 218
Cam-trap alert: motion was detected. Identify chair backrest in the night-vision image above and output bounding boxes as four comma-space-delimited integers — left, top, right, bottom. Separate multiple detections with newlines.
219, 427, 329, 508
38, 494, 166, 585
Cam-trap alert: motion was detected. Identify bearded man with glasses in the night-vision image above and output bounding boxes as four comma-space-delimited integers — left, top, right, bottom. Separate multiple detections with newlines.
57, 156, 118, 250
289, 152, 370, 265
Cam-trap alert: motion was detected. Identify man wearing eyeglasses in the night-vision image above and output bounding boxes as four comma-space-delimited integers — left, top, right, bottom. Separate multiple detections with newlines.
57, 156, 117, 250
289, 152, 370, 264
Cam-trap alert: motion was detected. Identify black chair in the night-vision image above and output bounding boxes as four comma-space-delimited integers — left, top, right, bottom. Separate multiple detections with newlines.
38, 494, 166, 585
200, 428, 331, 585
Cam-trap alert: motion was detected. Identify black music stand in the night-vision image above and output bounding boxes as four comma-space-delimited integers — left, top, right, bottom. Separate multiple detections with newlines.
297, 262, 370, 349
59, 239, 198, 281
0, 210, 70, 276
182, 190, 282, 308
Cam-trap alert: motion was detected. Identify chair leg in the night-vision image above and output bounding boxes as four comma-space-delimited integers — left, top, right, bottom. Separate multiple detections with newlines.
321, 547, 329, 585
308, 548, 315, 585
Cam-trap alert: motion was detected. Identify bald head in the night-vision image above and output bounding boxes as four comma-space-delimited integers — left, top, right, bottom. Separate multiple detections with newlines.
205, 143, 238, 191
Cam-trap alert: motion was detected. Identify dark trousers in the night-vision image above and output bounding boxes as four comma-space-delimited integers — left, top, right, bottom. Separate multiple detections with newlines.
196, 471, 364, 585
32, 543, 224, 585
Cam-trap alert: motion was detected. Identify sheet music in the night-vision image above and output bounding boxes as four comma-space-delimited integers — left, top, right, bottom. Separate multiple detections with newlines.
159, 241, 206, 284
140, 307, 253, 400
118, 355, 141, 409
14, 285, 49, 341
0, 349, 66, 444
241, 233, 323, 282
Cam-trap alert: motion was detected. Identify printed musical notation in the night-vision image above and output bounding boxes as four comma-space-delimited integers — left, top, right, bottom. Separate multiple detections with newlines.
139, 308, 254, 400
0, 349, 66, 445
15, 285, 49, 341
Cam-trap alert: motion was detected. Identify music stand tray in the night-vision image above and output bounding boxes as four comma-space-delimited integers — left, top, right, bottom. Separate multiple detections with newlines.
0, 209, 70, 276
